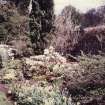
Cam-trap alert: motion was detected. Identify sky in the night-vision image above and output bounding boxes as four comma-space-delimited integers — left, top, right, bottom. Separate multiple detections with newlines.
54, 0, 105, 14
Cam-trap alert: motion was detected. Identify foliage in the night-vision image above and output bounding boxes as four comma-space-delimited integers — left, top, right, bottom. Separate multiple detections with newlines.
0, 2, 32, 56
61, 5, 81, 26
29, 0, 54, 54
0, 2, 25, 42
11, 82, 71, 105
52, 5, 82, 55
61, 54, 105, 104
53, 5, 105, 56
79, 54, 105, 74
1, 59, 24, 83
82, 6, 105, 27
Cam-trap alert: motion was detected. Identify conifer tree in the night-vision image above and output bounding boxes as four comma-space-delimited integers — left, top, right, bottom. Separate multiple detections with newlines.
29, 0, 54, 54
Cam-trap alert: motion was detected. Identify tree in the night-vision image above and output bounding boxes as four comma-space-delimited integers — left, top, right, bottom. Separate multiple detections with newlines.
29, 0, 54, 54
0, 1, 33, 56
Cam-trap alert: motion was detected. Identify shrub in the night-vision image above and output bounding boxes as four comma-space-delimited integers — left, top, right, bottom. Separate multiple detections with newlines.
1, 59, 24, 83
0, 2, 32, 56
11, 82, 73, 105
62, 54, 105, 104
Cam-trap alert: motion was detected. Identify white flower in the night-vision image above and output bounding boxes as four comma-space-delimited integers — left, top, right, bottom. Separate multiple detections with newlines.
27, 97, 32, 102
49, 46, 54, 53
44, 49, 49, 55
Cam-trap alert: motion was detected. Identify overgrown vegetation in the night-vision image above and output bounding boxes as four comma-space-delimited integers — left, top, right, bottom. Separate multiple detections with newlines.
0, 2, 32, 56
0, 0, 105, 105
11, 82, 70, 105
29, 0, 54, 54
62, 54, 105, 104
53, 5, 105, 56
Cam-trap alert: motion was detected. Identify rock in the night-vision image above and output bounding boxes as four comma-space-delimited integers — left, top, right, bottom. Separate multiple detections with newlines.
0, 44, 18, 66
0, 91, 13, 105
0, 45, 9, 66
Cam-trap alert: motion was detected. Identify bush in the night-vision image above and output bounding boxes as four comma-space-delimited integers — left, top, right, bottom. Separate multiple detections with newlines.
62, 54, 105, 104
0, 2, 32, 56
1, 59, 24, 83
11, 82, 72, 105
